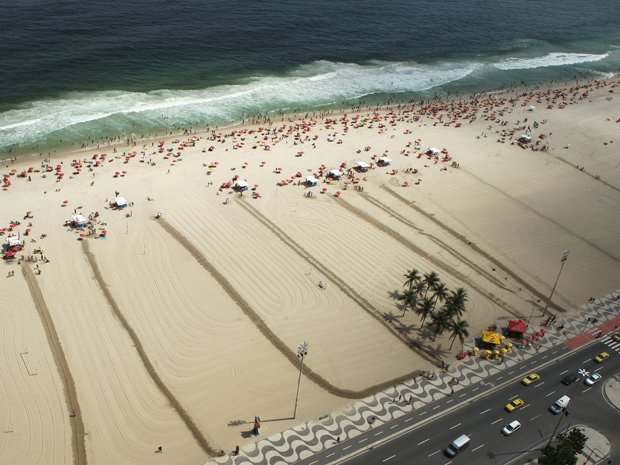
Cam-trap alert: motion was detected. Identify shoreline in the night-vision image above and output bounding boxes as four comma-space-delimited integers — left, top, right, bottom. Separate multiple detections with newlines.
1, 74, 619, 465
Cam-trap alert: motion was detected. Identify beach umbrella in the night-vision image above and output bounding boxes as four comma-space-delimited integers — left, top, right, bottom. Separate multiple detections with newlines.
63, 200, 69, 204
321, 187, 327, 193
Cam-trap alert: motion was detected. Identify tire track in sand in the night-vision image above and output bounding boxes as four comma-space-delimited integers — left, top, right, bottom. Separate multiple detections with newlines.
156, 217, 428, 399
333, 197, 525, 318
377, 186, 559, 312
22, 264, 87, 465
81, 241, 217, 457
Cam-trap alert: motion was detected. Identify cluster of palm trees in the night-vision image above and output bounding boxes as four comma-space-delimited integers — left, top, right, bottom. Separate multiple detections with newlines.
402, 269, 470, 351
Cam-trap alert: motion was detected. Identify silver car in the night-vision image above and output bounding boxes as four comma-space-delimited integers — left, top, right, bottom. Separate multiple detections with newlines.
584, 373, 602, 386
502, 420, 521, 436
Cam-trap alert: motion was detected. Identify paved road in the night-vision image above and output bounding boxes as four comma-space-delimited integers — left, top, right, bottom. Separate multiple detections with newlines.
297, 340, 620, 465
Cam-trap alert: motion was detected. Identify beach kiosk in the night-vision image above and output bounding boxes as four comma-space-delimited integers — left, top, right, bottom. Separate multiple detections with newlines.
114, 196, 128, 208
356, 161, 370, 172
305, 175, 318, 187
506, 319, 527, 338
328, 169, 343, 180
377, 156, 392, 167
71, 214, 88, 227
234, 180, 249, 192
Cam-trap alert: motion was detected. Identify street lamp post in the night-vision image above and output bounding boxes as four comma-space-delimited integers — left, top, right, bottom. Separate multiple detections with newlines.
543, 249, 570, 317
293, 341, 309, 419
544, 368, 588, 450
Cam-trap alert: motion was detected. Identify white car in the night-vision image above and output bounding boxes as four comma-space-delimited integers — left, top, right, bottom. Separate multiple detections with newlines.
584, 373, 602, 386
502, 420, 521, 436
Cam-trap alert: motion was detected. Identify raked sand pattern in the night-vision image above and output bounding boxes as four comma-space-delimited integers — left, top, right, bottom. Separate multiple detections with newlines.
209, 290, 620, 465
1, 77, 619, 465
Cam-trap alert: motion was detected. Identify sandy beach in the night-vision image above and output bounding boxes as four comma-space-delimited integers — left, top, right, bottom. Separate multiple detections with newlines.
1, 76, 619, 465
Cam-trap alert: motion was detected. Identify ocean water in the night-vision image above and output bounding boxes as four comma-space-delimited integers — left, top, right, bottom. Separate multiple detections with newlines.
1, 0, 619, 157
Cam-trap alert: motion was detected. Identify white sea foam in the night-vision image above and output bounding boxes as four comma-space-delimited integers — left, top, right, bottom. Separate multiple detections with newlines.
494, 52, 609, 70
0, 61, 476, 147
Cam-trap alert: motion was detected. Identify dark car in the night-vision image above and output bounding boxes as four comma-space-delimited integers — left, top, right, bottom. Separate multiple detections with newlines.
562, 373, 578, 385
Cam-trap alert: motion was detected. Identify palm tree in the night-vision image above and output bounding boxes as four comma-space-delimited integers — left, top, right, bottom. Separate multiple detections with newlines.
403, 269, 421, 290
423, 271, 440, 299
401, 288, 418, 317
415, 296, 434, 327
448, 319, 470, 351
444, 287, 468, 320
431, 282, 448, 313
430, 308, 451, 341
412, 280, 427, 301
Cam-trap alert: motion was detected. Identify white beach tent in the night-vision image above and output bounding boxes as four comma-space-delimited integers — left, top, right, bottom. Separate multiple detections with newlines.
517, 134, 532, 143
427, 147, 440, 155
71, 214, 88, 227
8, 236, 23, 247
115, 196, 128, 208
329, 169, 343, 178
378, 156, 392, 166
234, 180, 249, 189
356, 161, 370, 171
305, 175, 318, 186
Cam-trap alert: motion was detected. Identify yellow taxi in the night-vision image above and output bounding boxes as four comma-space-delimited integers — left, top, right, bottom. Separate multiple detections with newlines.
612, 333, 620, 343
505, 398, 524, 412
521, 374, 540, 386
594, 352, 610, 363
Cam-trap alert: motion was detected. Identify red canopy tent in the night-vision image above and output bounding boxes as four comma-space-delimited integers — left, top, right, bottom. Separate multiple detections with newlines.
508, 319, 527, 334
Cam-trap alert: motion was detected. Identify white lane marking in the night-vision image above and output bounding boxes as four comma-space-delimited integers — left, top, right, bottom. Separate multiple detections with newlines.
433, 405, 441, 410
459, 393, 467, 398
326, 453, 335, 458
382, 454, 396, 462
405, 418, 413, 422
529, 360, 537, 365
541, 355, 548, 360
472, 444, 485, 452
480, 408, 491, 415
309, 461, 318, 465
343, 445, 352, 451
359, 438, 368, 443
446, 399, 454, 404
497, 376, 504, 380
375, 431, 383, 436
583, 387, 592, 393
428, 450, 440, 457
534, 381, 545, 388
583, 358, 591, 364
450, 423, 462, 430
445, 462, 452, 465
521, 404, 530, 411
472, 387, 479, 392
418, 438, 430, 445
560, 369, 568, 375
390, 424, 398, 429
508, 370, 516, 375
419, 411, 428, 416
545, 390, 556, 397
595, 366, 604, 372
530, 414, 540, 421
491, 418, 503, 425
551, 349, 560, 354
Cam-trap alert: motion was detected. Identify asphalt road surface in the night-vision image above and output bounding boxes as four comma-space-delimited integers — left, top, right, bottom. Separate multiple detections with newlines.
297, 340, 620, 465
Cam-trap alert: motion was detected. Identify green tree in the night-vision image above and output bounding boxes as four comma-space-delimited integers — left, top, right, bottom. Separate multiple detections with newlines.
444, 287, 468, 320
403, 269, 421, 290
423, 272, 440, 299
412, 280, 427, 301
430, 309, 451, 341
401, 288, 418, 317
539, 428, 587, 465
416, 296, 434, 327
448, 319, 470, 351
431, 282, 448, 313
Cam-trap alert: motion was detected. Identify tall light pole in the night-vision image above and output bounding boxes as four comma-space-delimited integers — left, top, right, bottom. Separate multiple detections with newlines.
543, 249, 570, 317
293, 341, 309, 419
